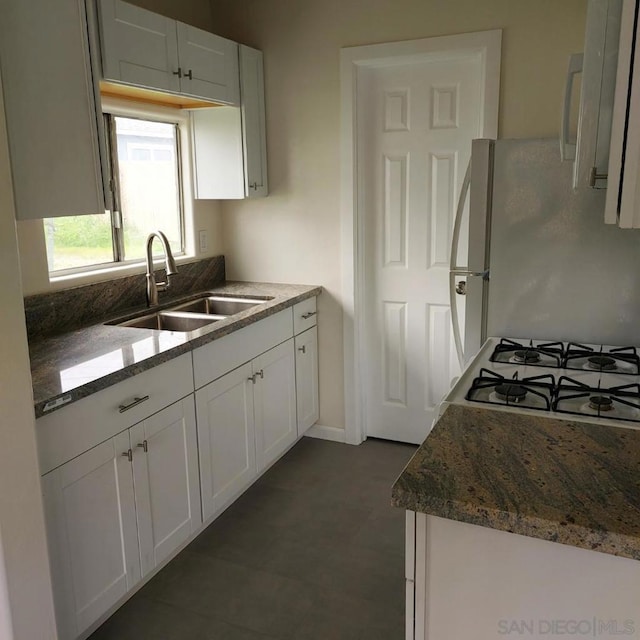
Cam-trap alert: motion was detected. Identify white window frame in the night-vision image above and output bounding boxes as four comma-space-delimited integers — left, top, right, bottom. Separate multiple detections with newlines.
48, 97, 195, 284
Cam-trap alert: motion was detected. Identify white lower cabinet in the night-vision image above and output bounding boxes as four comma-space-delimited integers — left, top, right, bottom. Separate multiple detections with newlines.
254, 340, 297, 472
39, 300, 319, 639
295, 325, 319, 435
42, 397, 200, 640
196, 339, 297, 521
196, 362, 257, 521
130, 399, 202, 577
42, 432, 139, 640
407, 513, 640, 640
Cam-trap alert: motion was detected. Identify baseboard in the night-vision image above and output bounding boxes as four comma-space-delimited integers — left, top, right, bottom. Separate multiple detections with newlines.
304, 424, 347, 443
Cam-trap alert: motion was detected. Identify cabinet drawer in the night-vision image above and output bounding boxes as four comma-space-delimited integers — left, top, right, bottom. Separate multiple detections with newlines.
37, 353, 193, 474
193, 308, 293, 389
293, 297, 317, 335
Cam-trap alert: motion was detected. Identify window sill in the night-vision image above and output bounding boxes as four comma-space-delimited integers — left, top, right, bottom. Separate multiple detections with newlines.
48, 254, 198, 292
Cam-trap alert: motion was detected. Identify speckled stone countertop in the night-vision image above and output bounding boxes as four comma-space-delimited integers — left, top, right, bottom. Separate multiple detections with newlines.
392, 404, 640, 560
30, 281, 321, 419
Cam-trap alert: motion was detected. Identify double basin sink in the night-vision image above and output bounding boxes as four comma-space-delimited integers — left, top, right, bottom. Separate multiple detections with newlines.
109, 294, 273, 332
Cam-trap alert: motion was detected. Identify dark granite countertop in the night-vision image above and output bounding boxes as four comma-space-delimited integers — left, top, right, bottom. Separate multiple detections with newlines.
30, 281, 321, 419
392, 404, 640, 560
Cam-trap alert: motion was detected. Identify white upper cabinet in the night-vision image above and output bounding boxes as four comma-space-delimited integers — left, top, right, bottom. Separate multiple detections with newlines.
0, 0, 109, 219
606, 0, 640, 227
570, 0, 622, 191
98, 0, 180, 94
176, 22, 240, 105
98, 0, 240, 105
191, 45, 269, 199
239, 45, 269, 197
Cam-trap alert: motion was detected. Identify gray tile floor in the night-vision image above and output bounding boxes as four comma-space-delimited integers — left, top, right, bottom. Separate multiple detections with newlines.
89, 436, 416, 640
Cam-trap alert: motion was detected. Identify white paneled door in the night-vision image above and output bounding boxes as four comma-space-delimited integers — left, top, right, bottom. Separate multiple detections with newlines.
360, 54, 484, 443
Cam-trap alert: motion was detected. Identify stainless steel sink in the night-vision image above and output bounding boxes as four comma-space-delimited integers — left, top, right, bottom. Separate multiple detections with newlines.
109, 294, 273, 332
168, 295, 271, 316
115, 311, 221, 332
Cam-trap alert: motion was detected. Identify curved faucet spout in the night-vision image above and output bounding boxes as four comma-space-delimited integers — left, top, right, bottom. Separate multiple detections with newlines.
146, 230, 178, 307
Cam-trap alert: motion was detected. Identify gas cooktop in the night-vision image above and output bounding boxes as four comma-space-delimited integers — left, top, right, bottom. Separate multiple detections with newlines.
446, 337, 640, 427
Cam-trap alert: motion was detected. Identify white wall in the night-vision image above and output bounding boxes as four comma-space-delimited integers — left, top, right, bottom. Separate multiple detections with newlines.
0, 76, 57, 638
209, 0, 587, 431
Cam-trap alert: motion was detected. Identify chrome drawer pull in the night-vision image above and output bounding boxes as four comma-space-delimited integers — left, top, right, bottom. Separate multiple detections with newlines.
301, 311, 317, 319
118, 395, 150, 413
136, 440, 148, 453
122, 449, 133, 462
298, 345, 306, 354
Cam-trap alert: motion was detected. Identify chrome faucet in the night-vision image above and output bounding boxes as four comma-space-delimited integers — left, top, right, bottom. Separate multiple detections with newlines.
145, 230, 178, 307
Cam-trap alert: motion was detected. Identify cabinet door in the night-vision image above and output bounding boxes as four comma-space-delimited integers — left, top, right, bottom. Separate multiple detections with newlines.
0, 0, 107, 219
606, 0, 640, 225
254, 340, 297, 472
42, 433, 139, 640
131, 398, 202, 578
176, 22, 240, 104
191, 107, 246, 199
574, 0, 622, 191
196, 363, 257, 521
295, 326, 319, 435
191, 45, 269, 200
98, 0, 180, 94
239, 45, 268, 196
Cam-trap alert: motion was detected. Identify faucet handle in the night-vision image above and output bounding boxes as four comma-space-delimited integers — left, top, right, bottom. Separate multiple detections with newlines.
154, 230, 178, 276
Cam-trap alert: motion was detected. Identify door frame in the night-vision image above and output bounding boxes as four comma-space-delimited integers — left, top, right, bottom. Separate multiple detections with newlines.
340, 31, 501, 445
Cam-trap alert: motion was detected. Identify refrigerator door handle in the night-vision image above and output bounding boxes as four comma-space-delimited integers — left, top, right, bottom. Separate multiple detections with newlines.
449, 160, 472, 272
450, 272, 465, 368
560, 52, 583, 162
449, 159, 473, 368
450, 269, 490, 368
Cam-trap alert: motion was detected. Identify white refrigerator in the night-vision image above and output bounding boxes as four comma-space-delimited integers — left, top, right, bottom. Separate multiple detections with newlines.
451, 138, 640, 366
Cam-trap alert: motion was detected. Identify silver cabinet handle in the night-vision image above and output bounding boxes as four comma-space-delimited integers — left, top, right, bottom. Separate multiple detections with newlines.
589, 166, 608, 187
172, 68, 182, 78
184, 69, 193, 80
298, 345, 306, 354
248, 374, 256, 384
118, 395, 150, 413
249, 182, 258, 190
136, 440, 148, 453
122, 449, 132, 462
301, 311, 317, 319
257, 369, 264, 379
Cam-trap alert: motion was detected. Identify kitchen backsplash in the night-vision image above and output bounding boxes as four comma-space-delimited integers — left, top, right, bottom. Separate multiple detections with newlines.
24, 256, 225, 341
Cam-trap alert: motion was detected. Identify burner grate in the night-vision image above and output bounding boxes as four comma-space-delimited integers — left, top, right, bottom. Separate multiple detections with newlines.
489, 338, 563, 368
465, 368, 556, 411
552, 376, 640, 422
563, 343, 640, 375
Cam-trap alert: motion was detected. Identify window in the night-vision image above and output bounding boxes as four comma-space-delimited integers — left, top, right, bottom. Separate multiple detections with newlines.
45, 108, 186, 274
